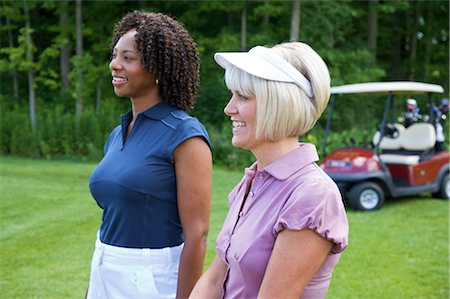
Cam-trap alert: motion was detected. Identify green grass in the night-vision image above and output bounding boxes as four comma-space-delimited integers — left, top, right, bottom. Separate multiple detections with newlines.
1, 156, 448, 298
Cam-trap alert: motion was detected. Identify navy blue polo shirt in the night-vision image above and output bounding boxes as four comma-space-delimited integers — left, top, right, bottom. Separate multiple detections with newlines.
89, 101, 211, 248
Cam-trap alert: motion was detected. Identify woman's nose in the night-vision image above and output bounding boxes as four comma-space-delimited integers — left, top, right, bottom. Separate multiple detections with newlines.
109, 57, 121, 71
224, 97, 236, 116
109, 60, 115, 71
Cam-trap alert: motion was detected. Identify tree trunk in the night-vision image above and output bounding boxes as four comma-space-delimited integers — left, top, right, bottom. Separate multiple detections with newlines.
96, 77, 102, 115
27, 69, 37, 136
388, 13, 402, 79
60, 0, 70, 96
263, 0, 269, 34
75, 0, 84, 119
240, 5, 247, 51
407, 1, 418, 80
423, 7, 432, 82
367, 0, 378, 64
290, 0, 300, 42
6, 15, 19, 100
24, 2, 37, 136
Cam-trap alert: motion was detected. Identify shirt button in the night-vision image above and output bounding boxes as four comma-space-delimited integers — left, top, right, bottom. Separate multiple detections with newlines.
239, 211, 244, 217
248, 192, 254, 197
259, 174, 264, 179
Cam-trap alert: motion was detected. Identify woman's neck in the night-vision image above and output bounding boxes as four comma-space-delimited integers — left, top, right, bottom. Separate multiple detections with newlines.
252, 137, 299, 170
127, 92, 163, 137
130, 92, 163, 120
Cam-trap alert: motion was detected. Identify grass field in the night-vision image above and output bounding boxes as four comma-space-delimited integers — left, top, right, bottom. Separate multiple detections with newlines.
1, 156, 449, 298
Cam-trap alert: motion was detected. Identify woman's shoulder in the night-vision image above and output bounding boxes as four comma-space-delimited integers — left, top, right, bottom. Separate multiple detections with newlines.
158, 105, 204, 129
157, 105, 211, 150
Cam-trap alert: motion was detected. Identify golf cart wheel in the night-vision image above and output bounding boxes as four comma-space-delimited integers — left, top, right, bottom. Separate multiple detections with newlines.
348, 182, 385, 211
432, 173, 450, 200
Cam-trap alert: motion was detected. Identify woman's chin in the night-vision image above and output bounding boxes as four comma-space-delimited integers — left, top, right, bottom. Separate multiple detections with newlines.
231, 139, 247, 150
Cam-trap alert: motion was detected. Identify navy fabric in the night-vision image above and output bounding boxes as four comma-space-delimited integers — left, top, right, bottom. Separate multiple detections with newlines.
89, 101, 211, 248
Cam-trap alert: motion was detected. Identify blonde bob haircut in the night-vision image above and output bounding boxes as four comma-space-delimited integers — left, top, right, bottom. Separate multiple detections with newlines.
224, 42, 331, 141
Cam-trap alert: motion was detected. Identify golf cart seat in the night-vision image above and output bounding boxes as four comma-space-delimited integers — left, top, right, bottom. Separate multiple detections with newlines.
379, 123, 436, 165
372, 123, 405, 150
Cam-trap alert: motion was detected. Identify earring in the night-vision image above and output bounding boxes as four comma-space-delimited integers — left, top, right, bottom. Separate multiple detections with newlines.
156, 78, 159, 85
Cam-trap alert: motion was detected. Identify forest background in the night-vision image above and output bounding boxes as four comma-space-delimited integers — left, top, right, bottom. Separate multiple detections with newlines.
0, 0, 449, 168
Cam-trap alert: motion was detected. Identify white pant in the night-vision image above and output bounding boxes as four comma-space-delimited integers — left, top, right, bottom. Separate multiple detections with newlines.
87, 238, 183, 299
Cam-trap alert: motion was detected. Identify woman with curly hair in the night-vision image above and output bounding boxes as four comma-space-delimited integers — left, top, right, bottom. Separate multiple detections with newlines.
86, 11, 212, 299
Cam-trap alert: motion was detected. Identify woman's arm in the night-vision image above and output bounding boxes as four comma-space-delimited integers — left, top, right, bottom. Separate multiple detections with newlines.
173, 137, 213, 299
189, 254, 228, 299
258, 229, 333, 299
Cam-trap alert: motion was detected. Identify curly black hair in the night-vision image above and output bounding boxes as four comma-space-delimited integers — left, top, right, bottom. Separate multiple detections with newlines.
111, 11, 200, 111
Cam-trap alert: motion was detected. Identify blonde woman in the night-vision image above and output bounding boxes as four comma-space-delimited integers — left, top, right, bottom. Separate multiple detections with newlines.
190, 42, 348, 299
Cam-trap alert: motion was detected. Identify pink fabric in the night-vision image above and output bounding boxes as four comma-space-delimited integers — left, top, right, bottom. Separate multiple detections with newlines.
216, 143, 348, 299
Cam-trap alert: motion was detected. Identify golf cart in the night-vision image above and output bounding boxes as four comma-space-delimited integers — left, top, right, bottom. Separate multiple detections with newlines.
320, 82, 449, 211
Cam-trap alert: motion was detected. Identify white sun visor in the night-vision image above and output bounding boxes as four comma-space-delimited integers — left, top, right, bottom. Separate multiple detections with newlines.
214, 46, 313, 97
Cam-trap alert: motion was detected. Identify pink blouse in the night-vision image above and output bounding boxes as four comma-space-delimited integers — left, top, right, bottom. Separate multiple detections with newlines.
216, 143, 349, 298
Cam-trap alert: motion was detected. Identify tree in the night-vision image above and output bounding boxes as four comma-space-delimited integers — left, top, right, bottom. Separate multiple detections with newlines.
262, 0, 270, 31
0, 0, 448, 160
367, 0, 378, 64
422, 4, 433, 83
5, 15, 19, 99
75, 0, 83, 119
240, 3, 247, 50
0, 2, 23, 100
290, 0, 300, 41
23, 1, 37, 137
59, 0, 70, 96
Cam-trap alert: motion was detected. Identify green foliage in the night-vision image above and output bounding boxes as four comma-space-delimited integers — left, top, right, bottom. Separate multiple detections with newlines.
209, 125, 255, 170
69, 54, 95, 105
74, 108, 103, 159
324, 127, 374, 155
0, 26, 36, 74
7, 109, 39, 157
0, 0, 448, 164
35, 44, 60, 90
37, 105, 76, 159
0, 98, 123, 161
325, 48, 386, 86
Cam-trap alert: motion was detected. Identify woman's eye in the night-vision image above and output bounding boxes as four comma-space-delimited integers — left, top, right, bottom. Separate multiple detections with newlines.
231, 91, 249, 101
110, 54, 117, 60
238, 94, 248, 101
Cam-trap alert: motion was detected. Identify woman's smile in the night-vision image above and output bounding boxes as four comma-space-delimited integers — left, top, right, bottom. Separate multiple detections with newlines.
112, 76, 127, 87
232, 120, 247, 129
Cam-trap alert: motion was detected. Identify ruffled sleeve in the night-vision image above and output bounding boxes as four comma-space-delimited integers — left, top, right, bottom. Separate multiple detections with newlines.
272, 176, 348, 254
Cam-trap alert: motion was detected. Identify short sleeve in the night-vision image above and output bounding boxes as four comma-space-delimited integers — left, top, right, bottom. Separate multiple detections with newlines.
272, 177, 348, 254
165, 115, 211, 156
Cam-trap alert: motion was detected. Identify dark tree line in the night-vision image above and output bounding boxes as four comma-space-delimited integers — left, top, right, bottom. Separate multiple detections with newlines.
0, 0, 448, 165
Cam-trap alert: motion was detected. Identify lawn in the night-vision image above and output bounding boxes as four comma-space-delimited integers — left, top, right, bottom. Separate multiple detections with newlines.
1, 157, 448, 298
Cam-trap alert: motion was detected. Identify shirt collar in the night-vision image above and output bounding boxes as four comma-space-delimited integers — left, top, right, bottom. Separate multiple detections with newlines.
142, 101, 178, 120
120, 101, 177, 122
260, 143, 319, 180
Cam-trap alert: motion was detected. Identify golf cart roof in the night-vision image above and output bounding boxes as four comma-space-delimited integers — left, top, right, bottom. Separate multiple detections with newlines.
330, 81, 444, 95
